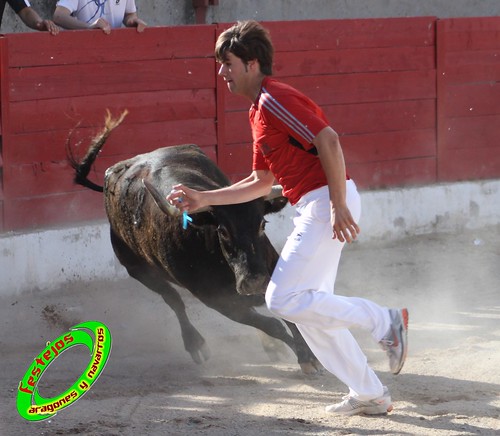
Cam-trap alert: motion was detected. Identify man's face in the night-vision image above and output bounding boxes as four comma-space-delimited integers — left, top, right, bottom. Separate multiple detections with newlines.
218, 52, 253, 96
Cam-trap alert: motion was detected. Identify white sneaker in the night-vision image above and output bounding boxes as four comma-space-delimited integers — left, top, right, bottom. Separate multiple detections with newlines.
325, 386, 393, 415
379, 308, 409, 375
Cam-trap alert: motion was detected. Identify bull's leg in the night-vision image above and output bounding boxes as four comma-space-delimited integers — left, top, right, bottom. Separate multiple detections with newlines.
137, 275, 211, 364
200, 293, 322, 374
198, 294, 301, 360
110, 233, 210, 364
283, 320, 324, 375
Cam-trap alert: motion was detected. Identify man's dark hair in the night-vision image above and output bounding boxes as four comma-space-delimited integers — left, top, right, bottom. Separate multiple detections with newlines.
215, 20, 274, 76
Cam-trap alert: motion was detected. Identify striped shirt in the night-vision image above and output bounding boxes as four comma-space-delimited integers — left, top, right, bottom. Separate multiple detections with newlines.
250, 76, 331, 205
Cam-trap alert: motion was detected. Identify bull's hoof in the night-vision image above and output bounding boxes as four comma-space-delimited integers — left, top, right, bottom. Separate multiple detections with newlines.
190, 342, 211, 364
299, 359, 325, 375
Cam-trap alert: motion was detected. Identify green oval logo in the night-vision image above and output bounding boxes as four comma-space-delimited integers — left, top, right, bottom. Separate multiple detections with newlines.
17, 320, 112, 421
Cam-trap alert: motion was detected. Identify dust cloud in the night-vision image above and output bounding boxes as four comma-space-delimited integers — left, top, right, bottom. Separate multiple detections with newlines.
1, 225, 499, 435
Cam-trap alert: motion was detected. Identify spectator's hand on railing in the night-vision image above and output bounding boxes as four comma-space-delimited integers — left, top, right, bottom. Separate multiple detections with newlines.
90, 18, 112, 34
128, 17, 147, 33
36, 19, 60, 35
135, 18, 147, 33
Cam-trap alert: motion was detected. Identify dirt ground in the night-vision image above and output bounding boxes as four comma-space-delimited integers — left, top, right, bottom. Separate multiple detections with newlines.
1, 226, 499, 435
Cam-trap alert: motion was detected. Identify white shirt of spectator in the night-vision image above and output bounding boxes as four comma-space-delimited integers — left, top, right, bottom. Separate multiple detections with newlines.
56, 0, 137, 29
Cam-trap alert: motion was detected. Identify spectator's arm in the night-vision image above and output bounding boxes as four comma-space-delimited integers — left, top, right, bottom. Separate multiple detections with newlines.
18, 7, 59, 35
53, 6, 111, 34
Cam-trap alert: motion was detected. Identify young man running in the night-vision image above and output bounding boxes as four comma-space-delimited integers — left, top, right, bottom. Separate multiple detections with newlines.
167, 20, 408, 416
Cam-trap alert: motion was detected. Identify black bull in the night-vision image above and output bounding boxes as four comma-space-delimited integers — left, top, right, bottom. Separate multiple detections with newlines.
68, 115, 320, 374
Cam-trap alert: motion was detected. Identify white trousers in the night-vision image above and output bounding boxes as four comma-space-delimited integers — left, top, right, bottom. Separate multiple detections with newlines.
265, 181, 391, 400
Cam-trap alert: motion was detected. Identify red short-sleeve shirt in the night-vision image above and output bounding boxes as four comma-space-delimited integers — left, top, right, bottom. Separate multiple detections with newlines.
250, 77, 346, 205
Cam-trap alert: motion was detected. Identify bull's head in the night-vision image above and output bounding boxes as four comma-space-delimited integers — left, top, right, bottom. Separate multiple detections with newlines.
143, 179, 287, 295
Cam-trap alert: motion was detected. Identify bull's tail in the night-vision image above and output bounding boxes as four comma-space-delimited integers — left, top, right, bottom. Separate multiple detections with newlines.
67, 109, 128, 192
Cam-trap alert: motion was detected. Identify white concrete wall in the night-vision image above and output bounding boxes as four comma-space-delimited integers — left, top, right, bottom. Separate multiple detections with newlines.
205, 0, 500, 24
2, 179, 499, 296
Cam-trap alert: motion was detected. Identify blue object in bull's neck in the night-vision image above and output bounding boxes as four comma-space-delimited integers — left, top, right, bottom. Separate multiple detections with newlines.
183, 211, 193, 229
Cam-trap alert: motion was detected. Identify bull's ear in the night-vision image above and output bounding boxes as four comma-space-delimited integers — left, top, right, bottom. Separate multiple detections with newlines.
264, 196, 289, 215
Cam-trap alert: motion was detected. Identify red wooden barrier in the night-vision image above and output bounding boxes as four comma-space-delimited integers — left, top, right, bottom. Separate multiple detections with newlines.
0, 17, 498, 233
436, 17, 500, 182
0, 26, 217, 231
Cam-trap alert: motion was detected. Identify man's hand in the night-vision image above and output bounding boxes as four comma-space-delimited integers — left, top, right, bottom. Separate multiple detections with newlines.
167, 184, 205, 214
36, 19, 60, 35
90, 17, 112, 34
131, 18, 147, 33
124, 14, 147, 32
332, 204, 360, 243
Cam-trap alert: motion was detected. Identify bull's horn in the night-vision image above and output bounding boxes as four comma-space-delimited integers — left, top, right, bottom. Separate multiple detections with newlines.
142, 179, 181, 217
265, 184, 284, 200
